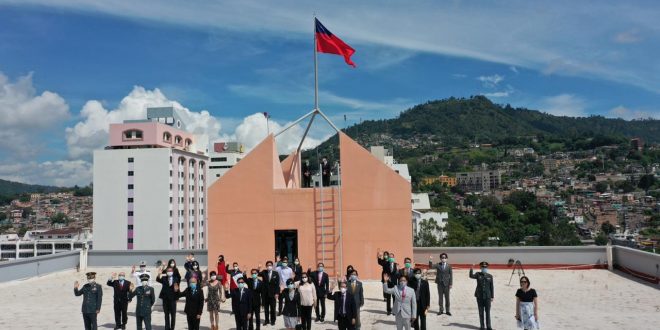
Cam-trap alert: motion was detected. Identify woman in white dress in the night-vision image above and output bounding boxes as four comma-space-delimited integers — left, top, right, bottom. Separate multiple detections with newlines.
515, 276, 539, 329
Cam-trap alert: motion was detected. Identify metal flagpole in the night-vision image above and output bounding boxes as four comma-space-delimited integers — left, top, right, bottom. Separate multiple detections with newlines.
314, 15, 325, 268
314, 15, 319, 111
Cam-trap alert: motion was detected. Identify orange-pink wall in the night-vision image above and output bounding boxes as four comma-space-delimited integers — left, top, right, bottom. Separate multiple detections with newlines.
208, 133, 412, 279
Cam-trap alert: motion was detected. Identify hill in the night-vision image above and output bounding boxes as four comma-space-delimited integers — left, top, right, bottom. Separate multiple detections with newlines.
0, 179, 62, 196
305, 96, 659, 161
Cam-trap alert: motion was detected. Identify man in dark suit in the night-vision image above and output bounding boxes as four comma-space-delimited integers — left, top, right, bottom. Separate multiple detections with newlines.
230, 277, 253, 330
434, 252, 453, 316
261, 260, 280, 326
107, 271, 131, 330
327, 280, 357, 330
157, 265, 181, 330
310, 262, 329, 322
348, 270, 364, 330
321, 157, 331, 186
398, 257, 416, 288
174, 277, 205, 330
302, 159, 311, 188
378, 251, 399, 315
246, 269, 264, 330
74, 271, 103, 330
469, 261, 494, 330
412, 269, 430, 330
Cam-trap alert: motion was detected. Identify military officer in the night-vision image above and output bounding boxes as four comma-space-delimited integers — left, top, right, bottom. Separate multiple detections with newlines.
129, 273, 156, 330
132, 260, 153, 286
74, 271, 103, 330
469, 261, 494, 330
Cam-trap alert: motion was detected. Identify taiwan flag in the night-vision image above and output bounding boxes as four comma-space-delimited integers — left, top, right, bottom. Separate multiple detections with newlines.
315, 18, 356, 67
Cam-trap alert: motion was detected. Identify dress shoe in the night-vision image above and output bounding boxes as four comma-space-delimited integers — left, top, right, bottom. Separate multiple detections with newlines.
446, 312, 452, 316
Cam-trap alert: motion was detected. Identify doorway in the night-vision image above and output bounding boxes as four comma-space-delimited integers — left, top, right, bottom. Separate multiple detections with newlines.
275, 230, 298, 261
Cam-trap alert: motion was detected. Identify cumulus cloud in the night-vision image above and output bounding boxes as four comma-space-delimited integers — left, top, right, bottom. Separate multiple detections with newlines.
608, 105, 658, 120
0, 160, 92, 187
0, 71, 69, 158
539, 94, 587, 117
65, 86, 222, 160
477, 74, 504, 88
613, 30, 642, 44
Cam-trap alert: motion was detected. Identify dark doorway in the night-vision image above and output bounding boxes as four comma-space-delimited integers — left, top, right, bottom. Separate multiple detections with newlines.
275, 230, 298, 261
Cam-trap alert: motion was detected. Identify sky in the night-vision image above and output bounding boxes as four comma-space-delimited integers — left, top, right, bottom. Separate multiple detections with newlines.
0, 0, 659, 186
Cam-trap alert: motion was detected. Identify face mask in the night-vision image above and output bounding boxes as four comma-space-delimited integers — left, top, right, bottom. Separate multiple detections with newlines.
318, 267, 324, 272
282, 263, 288, 268
414, 274, 422, 279
340, 288, 347, 293
190, 283, 197, 289
302, 277, 308, 283
118, 276, 125, 281
238, 283, 245, 289
252, 274, 258, 279
169, 262, 175, 267
167, 272, 173, 277
88, 279, 95, 284
141, 281, 148, 286
383, 255, 389, 260
211, 275, 217, 280
267, 266, 273, 271
294, 261, 300, 265
350, 275, 357, 281
287, 284, 294, 289
140, 267, 146, 271
405, 263, 411, 268
389, 258, 395, 263
191, 258, 195, 261
193, 265, 198, 270
481, 268, 488, 273
399, 282, 407, 289
441, 258, 447, 263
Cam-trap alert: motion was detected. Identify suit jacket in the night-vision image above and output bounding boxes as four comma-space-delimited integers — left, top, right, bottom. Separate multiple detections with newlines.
327, 291, 357, 321
74, 282, 103, 313
383, 283, 417, 319
434, 262, 453, 287
348, 280, 364, 308
230, 288, 253, 316
129, 285, 155, 317
176, 286, 205, 316
469, 269, 494, 300
282, 289, 301, 317
414, 279, 431, 310
157, 274, 180, 301
398, 267, 418, 290
310, 271, 329, 297
381, 261, 399, 287
261, 269, 280, 298
106, 279, 131, 303
292, 264, 304, 282
246, 278, 264, 308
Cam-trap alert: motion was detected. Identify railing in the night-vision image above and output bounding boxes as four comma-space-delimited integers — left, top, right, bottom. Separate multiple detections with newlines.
0, 250, 81, 283
87, 250, 208, 268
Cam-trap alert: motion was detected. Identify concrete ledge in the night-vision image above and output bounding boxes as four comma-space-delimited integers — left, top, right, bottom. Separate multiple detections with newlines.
612, 246, 660, 284
88, 249, 208, 268
0, 250, 80, 283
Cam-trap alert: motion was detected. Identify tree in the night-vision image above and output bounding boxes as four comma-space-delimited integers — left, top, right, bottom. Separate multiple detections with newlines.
414, 218, 442, 247
594, 181, 608, 193
601, 221, 616, 235
638, 174, 656, 194
595, 234, 608, 246
21, 207, 32, 219
50, 212, 69, 225
445, 220, 472, 246
18, 194, 30, 203
0, 212, 6, 222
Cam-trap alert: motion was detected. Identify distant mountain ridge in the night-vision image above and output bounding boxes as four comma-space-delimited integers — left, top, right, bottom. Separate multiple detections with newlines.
0, 179, 62, 196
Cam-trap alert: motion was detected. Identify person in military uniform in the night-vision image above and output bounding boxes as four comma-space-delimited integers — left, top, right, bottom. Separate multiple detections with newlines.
129, 273, 156, 330
74, 271, 103, 330
469, 261, 494, 330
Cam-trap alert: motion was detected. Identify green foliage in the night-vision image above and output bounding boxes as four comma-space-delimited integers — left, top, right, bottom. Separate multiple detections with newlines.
0, 179, 61, 195
0, 212, 6, 221
601, 221, 617, 235
445, 220, 473, 246
21, 207, 32, 219
638, 174, 656, 193
18, 194, 30, 203
50, 199, 61, 204
594, 181, 609, 193
72, 185, 93, 197
414, 218, 442, 247
595, 234, 608, 246
50, 212, 69, 224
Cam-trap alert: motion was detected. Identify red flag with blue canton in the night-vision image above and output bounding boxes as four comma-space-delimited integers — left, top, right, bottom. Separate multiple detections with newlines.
315, 18, 356, 67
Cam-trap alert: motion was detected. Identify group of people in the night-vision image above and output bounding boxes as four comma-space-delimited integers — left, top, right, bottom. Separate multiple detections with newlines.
74, 251, 539, 330
301, 157, 335, 188
377, 250, 539, 330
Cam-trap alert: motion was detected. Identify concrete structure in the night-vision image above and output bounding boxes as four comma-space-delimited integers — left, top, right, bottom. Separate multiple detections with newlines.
208, 132, 412, 280
412, 211, 448, 241
0, 228, 92, 260
370, 146, 411, 182
207, 141, 245, 185
456, 170, 503, 192
93, 107, 208, 251
422, 175, 457, 187
411, 192, 431, 211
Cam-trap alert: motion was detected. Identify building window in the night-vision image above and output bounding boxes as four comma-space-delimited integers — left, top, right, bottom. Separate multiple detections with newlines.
169, 197, 173, 203
169, 210, 173, 216
175, 135, 183, 145
128, 171, 134, 176
123, 130, 143, 141
169, 237, 173, 244
128, 225, 133, 230
170, 170, 172, 177
211, 157, 228, 162
163, 132, 172, 143
169, 224, 172, 230
169, 183, 172, 190
128, 211, 134, 216
128, 184, 134, 190
128, 238, 133, 243
128, 198, 134, 203
185, 138, 192, 147
128, 157, 134, 163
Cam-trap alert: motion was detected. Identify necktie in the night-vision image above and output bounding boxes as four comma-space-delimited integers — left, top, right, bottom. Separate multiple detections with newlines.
401, 287, 406, 300
240, 289, 243, 300
342, 294, 346, 314
269, 271, 272, 281
352, 282, 356, 293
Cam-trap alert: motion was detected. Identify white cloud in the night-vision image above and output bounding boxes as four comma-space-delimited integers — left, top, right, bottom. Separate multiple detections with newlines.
65, 86, 222, 160
477, 74, 504, 88
608, 105, 658, 120
0, 160, 92, 187
613, 30, 642, 44
0, 71, 69, 158
539, 94, 587, 117
482, 91, 510, 98
510, 66, 519, 74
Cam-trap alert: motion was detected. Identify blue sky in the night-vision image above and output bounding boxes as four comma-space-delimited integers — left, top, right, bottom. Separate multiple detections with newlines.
0, 0, 658, 186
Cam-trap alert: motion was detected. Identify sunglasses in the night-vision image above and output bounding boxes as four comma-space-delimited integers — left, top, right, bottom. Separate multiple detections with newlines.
520, 281, 528, 283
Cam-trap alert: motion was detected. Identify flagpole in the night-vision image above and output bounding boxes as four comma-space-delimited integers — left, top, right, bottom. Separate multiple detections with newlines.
314, 15, 319, 111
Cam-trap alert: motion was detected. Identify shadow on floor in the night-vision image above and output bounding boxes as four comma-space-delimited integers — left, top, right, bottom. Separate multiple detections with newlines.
372, 319, 397, 326
446, 322, 481, 329
362, 308, 388, 315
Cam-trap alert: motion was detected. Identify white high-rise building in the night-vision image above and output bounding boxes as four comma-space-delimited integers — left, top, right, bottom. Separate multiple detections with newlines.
207, 141, 245, 186
93, 107, 208, 250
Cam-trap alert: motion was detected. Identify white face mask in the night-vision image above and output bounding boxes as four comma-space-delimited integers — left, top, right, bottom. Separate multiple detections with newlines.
340, 288, 347, 293
193, 265, 198, 269
87, 279, 95, 284
211, 275, 217, 280
169, 262, 175, 267
167, 272, 173, 277
140, 267, 146, 271
415, 274, 422, 279
142, 281, 148, 286
267, 266, 273, 271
